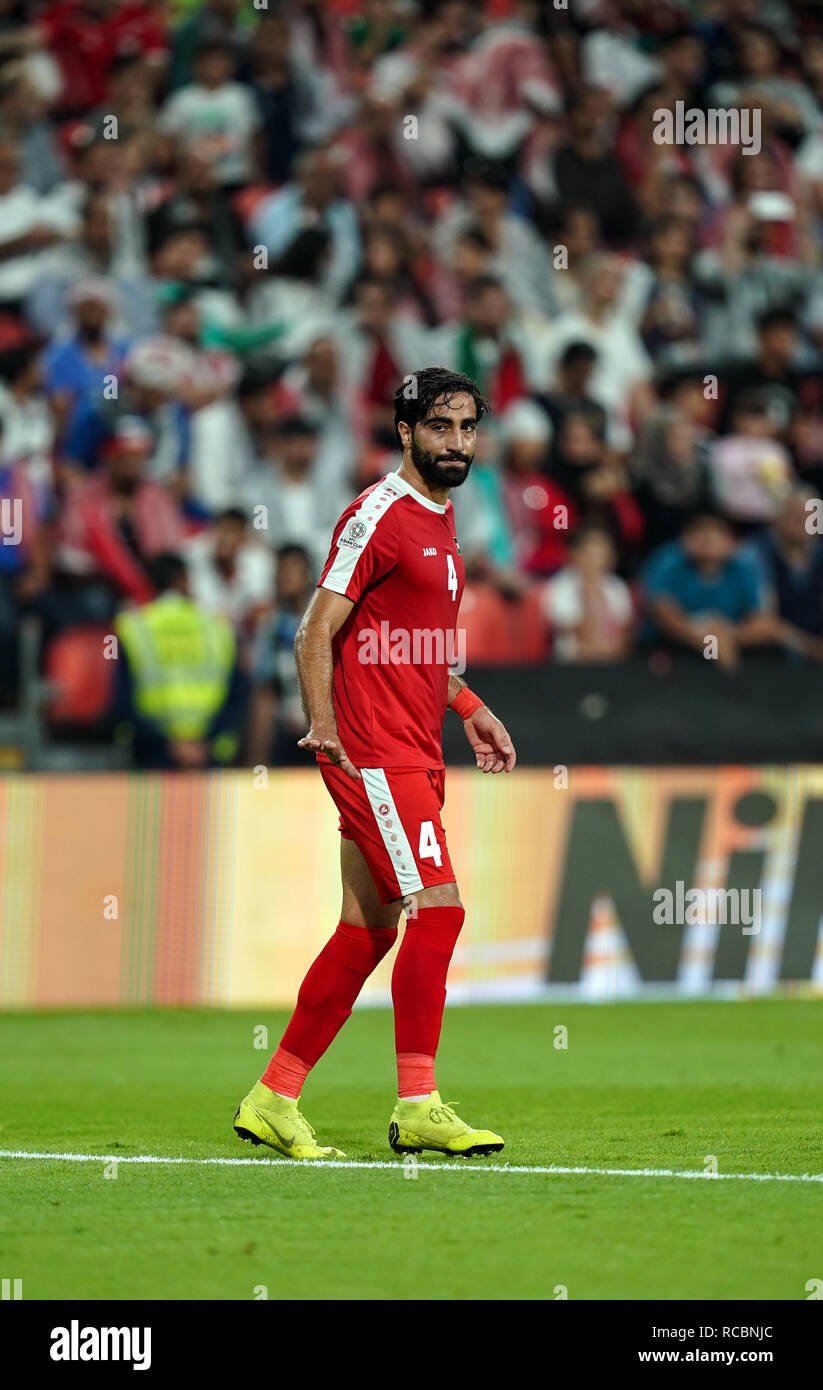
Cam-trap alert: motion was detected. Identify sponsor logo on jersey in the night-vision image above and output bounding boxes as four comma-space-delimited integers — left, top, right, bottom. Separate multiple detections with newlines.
422, 546, 437, 556
379, 803, 390, 816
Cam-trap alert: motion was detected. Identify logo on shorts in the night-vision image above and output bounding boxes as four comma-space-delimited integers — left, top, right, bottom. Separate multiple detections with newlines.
339, 519, 367, 550
379, 803, 390, 815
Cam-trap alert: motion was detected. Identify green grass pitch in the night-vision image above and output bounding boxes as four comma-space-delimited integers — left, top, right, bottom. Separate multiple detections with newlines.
1, 999, 821, 1300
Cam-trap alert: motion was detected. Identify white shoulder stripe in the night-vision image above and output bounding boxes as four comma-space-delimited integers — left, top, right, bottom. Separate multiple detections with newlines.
321, 476, 404, 595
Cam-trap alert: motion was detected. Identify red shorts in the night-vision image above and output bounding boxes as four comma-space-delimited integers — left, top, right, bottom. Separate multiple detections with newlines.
319, 761, 455, 905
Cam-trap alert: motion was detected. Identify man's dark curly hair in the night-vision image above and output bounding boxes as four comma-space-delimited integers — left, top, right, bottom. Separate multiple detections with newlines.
393, 366, 489, 445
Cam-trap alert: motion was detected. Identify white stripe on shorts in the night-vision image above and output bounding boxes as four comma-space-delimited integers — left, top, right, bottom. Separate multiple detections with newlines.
360, 767, 424, 898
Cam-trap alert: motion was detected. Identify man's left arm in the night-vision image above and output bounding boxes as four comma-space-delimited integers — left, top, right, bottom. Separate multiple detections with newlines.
447, 673, 516, 774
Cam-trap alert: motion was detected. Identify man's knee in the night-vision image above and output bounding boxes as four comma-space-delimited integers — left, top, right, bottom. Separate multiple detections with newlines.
341, 893, 403, 931
405, 881, 463, 917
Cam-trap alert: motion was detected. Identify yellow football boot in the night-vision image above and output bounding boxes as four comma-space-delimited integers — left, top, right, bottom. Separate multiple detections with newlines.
388, 1090, 504, 1157
234, 1081, 345, 1160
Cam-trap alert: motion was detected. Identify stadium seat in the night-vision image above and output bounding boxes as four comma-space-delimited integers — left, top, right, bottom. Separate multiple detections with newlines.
458, 583, 515, 664
505, 586, 551, 663
45, 625, 115, 724
459, 584, 551, 666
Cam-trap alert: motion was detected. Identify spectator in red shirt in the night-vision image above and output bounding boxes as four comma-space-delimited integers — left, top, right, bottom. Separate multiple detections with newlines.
35, 0, 167, 117
55, 415, 184, 615
550, 409, 645, 574
501, 397, 576, 576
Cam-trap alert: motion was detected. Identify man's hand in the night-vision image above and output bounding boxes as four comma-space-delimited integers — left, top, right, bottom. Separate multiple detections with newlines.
461, 706, 516, 773
297, 727, 361, 781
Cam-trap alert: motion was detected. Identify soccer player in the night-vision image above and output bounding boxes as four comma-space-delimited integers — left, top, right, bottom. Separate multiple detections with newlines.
234, 367, 516, 1159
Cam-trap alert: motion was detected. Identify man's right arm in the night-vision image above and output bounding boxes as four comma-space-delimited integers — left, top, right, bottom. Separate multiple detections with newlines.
294, 586, 360, 780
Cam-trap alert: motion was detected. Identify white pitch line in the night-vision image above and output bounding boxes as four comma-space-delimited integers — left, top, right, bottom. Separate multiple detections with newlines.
0, 1150, 821, 1183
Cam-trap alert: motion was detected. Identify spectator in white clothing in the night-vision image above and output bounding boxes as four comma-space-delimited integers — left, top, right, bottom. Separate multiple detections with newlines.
541, 252, 654, 445
542, 524, 633, 662
158, 40, 262, 189
709, 390, 793, 529
240, 414, 347, 574
184, 507, 274, 639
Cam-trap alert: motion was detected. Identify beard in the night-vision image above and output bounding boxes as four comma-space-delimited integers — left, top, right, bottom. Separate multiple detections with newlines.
78, 320, 105, 344
111, 472, 140, 497
410, 436, 473, 490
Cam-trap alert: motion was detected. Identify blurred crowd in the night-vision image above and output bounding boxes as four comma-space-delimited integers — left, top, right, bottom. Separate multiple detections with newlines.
2, 0, 823, 764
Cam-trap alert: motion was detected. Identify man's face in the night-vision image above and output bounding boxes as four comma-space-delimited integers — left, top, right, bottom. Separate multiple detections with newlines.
469, 285, 508, 335
243, 388, 276, 431
467, 181, 506, 221
575, 531, 615, 576
306, 338, 337, 393
182, 153, 216, 194
302, 154, 338, 207
561, 355, 595, 396
108, 448, 146, 494
760, 322, 795, 364
75, 297, 109, 337
560, 415, 600, 465
164, 300, 199, 344
663, 35, 705, 84
257, 15, 289, 62
587, 260, 621, 310
214, 518, 244, 562
408, 392, 478, 490
277, 552, 311, 603
734, 408, 773, 439
280, 430, 317, 473
564, 207, 598, 259
357, 282, 391, 335
133, 382, 169, 413
684, 520, 734, 568
83, 198, 112, 254
154, 230, 209, 280
196, 51, 232, 89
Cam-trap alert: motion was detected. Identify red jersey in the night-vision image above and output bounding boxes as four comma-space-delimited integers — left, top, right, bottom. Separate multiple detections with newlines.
39, 2, 168, 113
318, 470, 465, 769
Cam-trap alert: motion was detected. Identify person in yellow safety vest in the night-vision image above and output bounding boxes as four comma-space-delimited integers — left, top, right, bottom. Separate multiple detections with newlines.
114, 551, 247, 769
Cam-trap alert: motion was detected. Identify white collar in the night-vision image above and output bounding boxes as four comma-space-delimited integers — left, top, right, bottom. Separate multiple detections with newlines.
387, 469, 448, 514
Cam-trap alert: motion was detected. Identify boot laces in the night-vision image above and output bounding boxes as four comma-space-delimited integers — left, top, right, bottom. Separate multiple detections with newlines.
430, 1099, 462, 1124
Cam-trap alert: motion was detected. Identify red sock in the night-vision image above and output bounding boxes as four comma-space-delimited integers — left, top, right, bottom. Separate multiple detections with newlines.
261, 921, 397, 1098
391, 905, 464, 1097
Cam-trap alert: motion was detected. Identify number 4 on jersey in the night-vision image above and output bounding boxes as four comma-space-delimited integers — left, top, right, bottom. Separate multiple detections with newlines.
446, 553, 457, 600
419, 820, 442, 867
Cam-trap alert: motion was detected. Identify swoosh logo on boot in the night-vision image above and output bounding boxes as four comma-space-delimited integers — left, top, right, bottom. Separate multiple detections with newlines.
267, 1123, 296, 1150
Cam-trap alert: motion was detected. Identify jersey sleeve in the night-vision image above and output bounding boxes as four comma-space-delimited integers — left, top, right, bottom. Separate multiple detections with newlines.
318, 496, 399, 603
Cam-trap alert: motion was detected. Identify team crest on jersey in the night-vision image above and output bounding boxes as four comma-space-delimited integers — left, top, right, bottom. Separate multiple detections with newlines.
339, 518, 367, 549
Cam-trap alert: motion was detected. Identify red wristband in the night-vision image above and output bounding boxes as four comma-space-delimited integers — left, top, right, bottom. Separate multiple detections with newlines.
449, 686, 484, 720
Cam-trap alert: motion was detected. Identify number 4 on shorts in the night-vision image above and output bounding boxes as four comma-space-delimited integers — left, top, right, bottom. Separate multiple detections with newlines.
419, 819, 442, 867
